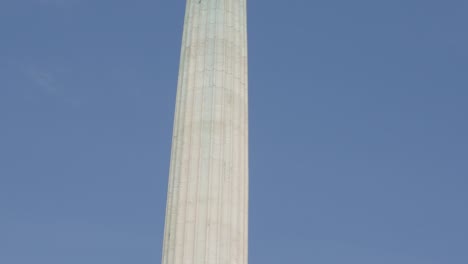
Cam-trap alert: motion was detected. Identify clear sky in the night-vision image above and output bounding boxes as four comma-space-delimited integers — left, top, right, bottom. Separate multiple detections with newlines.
1, 0, 467, 263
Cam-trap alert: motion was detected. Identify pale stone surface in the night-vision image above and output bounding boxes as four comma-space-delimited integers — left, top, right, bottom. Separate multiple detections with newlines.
161, 0, 248, 263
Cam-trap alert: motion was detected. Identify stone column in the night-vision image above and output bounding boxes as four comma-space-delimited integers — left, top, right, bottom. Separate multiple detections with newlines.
161, 0, 248, 263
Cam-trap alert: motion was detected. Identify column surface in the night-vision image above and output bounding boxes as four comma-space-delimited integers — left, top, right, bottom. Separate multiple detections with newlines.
162, 0, 248, 263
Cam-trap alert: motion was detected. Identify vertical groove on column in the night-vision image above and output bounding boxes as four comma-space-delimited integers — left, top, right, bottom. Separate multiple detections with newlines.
215, 0, 226, 259
163, 0, 196, 263
215, 0, 226, 261
227, 0, 234, 262
239, 0, 245, 260
204, 0, 219, 262
240, 1, 248, 263
193, 1, 209, 262
220, 0, 231, 262
183, 1, 205, 262
232, 0, 241, 261
177, 0, 203, 263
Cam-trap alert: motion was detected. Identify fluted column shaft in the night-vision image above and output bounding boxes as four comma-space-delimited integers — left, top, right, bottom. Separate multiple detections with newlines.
162, 0, 248, 263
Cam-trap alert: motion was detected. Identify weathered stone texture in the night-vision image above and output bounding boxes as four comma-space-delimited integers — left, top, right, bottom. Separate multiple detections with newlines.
162, 0, 248, 263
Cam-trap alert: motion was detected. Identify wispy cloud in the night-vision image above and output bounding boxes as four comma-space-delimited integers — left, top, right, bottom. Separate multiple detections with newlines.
18, 62, 81, 107
36, 0, 80, 8
27, 67, 59, 96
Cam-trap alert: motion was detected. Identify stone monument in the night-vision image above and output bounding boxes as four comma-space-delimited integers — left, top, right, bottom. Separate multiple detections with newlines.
161, 0, 248, 263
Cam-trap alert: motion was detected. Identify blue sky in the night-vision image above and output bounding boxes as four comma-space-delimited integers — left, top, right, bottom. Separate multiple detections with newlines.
1, 0, 467, 263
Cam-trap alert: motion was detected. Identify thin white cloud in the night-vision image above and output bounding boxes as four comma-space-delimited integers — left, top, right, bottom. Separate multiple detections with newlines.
28, 68, 58, 96
19, 62, 81, 107
36, 0, 80, 7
